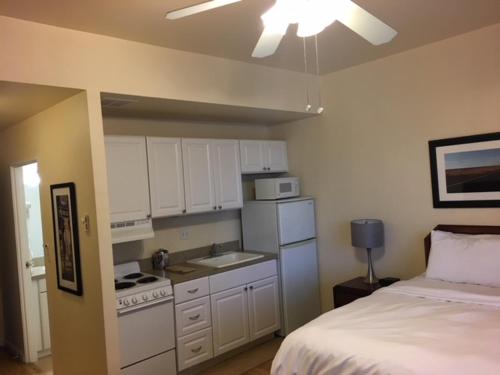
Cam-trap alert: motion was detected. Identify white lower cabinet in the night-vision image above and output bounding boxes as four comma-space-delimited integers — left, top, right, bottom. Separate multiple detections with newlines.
173, 260, 280, 371
247, 277, 280, 341
211, 286, 250, 356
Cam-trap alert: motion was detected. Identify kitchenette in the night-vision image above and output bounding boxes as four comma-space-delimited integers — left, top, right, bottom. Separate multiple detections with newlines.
104, 114, 321, 374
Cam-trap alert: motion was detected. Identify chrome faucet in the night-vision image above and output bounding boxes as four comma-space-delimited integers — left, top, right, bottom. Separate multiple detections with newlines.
210, 243, 218, 257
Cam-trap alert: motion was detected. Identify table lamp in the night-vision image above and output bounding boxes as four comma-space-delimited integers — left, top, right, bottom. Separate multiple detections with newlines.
351, 219, 384, 284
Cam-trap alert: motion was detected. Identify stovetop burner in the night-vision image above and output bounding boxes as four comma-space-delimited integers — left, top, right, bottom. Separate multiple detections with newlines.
123, 272, 144, 280
137, 276, 158, 284
115, 281, 136, 290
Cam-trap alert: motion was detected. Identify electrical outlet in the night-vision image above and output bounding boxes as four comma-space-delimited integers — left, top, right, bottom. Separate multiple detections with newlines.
180, 229, 189, 240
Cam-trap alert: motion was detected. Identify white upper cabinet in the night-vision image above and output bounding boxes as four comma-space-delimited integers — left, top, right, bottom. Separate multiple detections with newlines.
240, 140, 288, 174
264, 141, 288, 172
210, 140, 243, 210
182, 139, 216, 214
105, 136, 151, 223
147, 137, 186, 218
182, 139, 242, 214
239, 140, 265, 173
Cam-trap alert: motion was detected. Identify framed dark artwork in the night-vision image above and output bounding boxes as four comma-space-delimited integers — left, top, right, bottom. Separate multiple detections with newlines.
50, 183, 83, 296
429, 132, 500, 208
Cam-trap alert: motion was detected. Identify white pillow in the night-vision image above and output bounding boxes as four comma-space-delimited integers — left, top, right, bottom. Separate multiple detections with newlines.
426, 230, 500, 287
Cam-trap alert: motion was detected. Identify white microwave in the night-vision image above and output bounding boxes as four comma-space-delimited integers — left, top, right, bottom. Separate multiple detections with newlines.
255, 177, 300, 200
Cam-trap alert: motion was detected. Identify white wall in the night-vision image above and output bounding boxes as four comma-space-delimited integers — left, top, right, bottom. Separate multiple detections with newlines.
271, 23, 500, 311
104, 116, 273, 263
23, 165, 44, 260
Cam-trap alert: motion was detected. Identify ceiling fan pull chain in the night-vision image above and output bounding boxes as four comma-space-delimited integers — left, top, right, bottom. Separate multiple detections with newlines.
314, 35, 324, 114
303, 37, 311, 112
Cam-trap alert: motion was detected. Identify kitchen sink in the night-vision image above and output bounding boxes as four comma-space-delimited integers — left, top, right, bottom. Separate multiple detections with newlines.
188, 252, 264, 268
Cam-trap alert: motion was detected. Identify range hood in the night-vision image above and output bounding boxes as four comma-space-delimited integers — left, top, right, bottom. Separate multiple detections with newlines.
111, 218, 154, 244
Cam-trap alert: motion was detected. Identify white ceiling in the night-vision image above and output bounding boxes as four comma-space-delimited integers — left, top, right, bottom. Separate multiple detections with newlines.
1, 1, 500, 74
0, 81, 80, 129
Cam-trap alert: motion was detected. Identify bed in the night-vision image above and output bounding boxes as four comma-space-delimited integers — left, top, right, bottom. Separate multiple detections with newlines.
271, 225, 500, 375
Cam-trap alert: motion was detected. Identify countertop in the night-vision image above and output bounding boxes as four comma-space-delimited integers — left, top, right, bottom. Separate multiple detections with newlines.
146, 251, 277, 285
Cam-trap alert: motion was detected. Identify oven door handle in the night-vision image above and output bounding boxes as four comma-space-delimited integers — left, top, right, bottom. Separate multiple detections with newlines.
117, 296, 173, 315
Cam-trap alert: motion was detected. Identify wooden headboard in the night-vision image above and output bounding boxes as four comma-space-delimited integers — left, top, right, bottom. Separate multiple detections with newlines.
424, 225, 500, 265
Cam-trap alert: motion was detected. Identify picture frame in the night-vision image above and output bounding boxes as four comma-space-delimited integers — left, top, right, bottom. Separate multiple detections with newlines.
50, 182, 83, 296
429, 132, 500, 208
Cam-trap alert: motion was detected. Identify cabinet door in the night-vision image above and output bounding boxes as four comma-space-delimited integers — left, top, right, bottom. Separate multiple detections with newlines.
39, 291, 51, 351
211, 140, 243, 210
240, 140, 265, 174
105, 136, 151, 222
182, 139, 216, 214
247, 276, 280, 341
264, 141, 288, 172
211, 286, 249, 356
147, 137, 185, 218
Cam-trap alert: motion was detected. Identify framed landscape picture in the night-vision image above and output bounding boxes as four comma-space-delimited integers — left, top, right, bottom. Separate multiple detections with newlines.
429, 132, 500, 208
50, 183, 83, 295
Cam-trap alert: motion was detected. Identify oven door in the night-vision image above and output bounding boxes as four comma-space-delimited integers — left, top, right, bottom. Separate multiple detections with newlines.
118, 298, 175, 369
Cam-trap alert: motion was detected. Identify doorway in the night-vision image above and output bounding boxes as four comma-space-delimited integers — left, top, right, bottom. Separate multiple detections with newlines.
10, 162, 53, 371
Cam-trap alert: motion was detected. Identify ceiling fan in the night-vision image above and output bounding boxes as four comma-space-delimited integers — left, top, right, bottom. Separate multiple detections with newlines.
166, 0, 398, 58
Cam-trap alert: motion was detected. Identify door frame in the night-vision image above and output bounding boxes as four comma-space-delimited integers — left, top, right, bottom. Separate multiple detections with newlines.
10, 161, 42, 363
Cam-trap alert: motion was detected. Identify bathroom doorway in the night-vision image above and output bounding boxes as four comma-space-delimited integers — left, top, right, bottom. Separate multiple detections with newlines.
11, 162, 52, 369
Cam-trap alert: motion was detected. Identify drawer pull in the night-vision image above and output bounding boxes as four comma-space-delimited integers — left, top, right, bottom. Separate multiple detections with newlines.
189, 314, 200, 321
191, 346, 202, 353
187, 288, 199, 294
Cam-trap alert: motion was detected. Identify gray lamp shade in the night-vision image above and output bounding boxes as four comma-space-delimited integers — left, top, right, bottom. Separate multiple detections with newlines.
351, 219, 384, 248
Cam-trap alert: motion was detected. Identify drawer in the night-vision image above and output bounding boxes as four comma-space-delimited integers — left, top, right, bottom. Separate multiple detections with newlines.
175, 296, 211, 337
209, 260, 277, 294
177, 327, 213, 371
174, 277, 209, 304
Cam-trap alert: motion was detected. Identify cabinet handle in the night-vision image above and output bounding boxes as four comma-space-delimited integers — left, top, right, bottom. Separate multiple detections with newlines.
249, 285, 254, 290
213, 206, 217, 210
187, 288, 199, 294
191, 346, 202, 353
189, 314, 200, 321
146, 214, 152, 219
218, 205, 222, 210
266, 167, 271, 171
262, 167, 266, 171
182, 209, 186, 214
244, 286, 248, 291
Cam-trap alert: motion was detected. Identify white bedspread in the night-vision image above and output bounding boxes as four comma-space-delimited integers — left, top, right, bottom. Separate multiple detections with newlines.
271, 277, 500, 375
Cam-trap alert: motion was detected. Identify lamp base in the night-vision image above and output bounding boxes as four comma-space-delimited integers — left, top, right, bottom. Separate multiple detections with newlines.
363, 248, 379, 284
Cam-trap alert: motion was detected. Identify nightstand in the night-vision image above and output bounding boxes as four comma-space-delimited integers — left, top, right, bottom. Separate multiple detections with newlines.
333, 277, 400, 308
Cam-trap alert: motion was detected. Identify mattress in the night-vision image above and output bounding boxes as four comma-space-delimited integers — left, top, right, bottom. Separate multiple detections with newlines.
271, 277, 500, 375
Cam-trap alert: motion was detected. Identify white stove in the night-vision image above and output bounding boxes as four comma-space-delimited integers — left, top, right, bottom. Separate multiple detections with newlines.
114, 261, 173, 313
114, 262, 176, 374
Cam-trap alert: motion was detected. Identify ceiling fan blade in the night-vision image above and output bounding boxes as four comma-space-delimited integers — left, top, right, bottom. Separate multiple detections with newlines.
252, 26, 288, 58
335, 0, 397, 45
166, 0, 241, 20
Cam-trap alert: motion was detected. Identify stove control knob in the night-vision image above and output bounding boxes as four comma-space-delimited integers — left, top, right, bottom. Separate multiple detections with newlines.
132, 297, 138, 304
152, 291, 159, 298
160, 289, 166, 297
142, 295, 149, 301
123, 299, 130, 306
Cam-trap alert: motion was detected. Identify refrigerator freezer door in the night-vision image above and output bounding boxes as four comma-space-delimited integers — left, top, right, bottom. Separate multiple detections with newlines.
277, 199, 316, 246
280, 239, 321, 335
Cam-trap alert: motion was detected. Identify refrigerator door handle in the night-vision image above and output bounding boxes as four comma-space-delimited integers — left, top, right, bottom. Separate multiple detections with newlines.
280, 238, 317, 250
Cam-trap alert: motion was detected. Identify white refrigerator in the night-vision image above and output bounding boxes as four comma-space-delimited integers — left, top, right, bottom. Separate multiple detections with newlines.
241, 197, 321, 335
